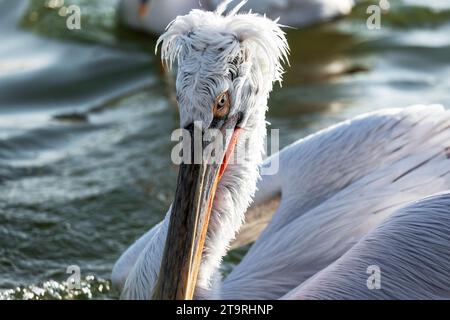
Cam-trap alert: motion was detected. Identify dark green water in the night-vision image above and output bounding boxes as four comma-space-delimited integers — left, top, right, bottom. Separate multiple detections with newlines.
0, 0, 449, 299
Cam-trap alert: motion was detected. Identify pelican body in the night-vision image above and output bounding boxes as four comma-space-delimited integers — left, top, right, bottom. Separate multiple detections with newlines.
113, 1, 450, 300
119, 0, 355, 35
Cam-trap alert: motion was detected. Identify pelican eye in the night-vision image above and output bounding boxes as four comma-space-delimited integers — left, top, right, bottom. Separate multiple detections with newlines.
213, 91, 230, 118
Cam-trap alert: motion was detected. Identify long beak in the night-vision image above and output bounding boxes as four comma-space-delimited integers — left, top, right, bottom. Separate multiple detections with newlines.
138, 0, 150, 19
152, 114, 242, 300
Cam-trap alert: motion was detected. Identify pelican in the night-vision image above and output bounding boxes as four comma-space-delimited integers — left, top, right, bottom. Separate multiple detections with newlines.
112, 2, 450, 299
119, 0, 355, 35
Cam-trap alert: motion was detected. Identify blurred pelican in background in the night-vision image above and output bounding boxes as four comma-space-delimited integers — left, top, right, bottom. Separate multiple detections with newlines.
119, 0, 355, 35
112, 1, 450, 299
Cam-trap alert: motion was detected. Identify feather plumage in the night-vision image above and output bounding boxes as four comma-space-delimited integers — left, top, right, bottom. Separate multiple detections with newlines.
113, 2, 450, 300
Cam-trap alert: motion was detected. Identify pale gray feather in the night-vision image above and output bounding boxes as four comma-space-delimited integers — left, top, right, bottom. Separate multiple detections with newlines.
221, 105, 450, 299
283, 192, 450, 299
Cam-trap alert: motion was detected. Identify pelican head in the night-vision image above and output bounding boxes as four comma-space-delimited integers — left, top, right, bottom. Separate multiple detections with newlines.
152, 0, 289, 300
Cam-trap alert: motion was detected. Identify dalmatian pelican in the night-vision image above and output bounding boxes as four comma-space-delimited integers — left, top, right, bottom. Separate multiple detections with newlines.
112, 1, 450, 299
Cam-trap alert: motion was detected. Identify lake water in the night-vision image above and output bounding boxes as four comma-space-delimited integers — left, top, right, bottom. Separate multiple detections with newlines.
0, 0, 449, 299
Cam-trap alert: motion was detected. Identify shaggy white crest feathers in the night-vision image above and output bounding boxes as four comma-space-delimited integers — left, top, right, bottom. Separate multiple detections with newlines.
156, 0, 289, 82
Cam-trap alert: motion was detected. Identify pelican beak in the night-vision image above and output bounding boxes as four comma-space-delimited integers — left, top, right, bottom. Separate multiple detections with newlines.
138, 0, 150, 19
152, 113, 242, 300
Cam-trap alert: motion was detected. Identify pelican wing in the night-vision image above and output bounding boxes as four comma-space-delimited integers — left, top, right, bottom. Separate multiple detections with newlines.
282, 192, 450, 299
221, 105, 450, 299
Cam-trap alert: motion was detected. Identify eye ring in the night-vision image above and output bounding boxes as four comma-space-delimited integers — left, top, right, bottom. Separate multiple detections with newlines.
213, 91, 230, 118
